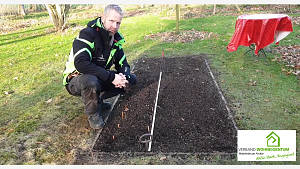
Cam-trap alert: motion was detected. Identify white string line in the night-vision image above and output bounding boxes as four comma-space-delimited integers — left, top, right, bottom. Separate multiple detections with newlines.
204, 59, 238, 132
148, 71, 163, 152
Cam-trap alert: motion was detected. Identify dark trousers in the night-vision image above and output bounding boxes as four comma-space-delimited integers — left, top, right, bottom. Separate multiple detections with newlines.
65, 74, 124, 116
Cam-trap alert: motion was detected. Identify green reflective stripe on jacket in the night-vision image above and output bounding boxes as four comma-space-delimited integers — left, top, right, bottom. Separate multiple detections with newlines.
74, 48, 92, 60
119, 54, 126, 67
96, 18, 104, 28
106, 49, 117, 66
76, 37, 95, 50
114, 39, 125, 49
90, 18, 104, 28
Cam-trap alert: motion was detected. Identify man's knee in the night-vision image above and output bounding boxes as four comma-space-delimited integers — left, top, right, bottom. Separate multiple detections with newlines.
80, 74, 102, 91
86, 80, 99, 90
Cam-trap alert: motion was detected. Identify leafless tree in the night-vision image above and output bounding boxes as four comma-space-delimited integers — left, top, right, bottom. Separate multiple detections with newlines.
29, 4, 36, 12
213, 4, 216, 15
18, 4, 26, 16
235, 4, 241, 12
176, 4, 180, 33
46, 4, 70, 31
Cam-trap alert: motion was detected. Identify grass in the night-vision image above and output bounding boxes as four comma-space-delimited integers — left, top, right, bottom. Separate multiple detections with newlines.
0, 5, 299, 164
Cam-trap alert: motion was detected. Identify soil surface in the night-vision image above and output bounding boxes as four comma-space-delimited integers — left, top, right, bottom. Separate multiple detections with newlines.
93, 56, 237, 154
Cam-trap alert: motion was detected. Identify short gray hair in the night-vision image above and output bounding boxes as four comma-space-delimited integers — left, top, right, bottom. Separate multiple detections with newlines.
104, 4, 123, 16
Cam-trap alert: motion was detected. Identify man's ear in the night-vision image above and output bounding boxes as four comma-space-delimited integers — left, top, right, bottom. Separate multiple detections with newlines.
101, 14, 106, 22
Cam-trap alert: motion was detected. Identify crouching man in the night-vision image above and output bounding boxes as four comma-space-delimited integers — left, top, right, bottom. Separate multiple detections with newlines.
63, 4, 136, 129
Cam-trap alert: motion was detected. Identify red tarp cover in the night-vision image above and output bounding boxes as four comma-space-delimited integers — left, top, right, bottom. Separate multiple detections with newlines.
227, 14, 293, 54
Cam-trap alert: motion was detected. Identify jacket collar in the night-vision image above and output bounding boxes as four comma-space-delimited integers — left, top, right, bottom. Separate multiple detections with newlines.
88, 17, 125, 44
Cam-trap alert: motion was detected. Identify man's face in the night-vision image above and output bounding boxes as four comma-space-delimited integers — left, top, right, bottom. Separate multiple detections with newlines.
102, 10, 122, 35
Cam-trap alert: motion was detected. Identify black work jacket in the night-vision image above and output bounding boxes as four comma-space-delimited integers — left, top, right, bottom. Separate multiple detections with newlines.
73, 17, 129, 83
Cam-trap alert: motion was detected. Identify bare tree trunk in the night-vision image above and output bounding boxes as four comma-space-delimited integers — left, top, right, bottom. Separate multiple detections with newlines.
29, 4, 37, 12
176, 4, 180, 34
213, 4, 216, 15
33, 4, 37, 12
18, 4, 26, 16
235, 4, 241, 12
46, 4, 70, 31
37, 4, 46, 12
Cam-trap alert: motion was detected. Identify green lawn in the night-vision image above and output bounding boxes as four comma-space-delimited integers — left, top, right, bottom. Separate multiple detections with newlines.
0, 6, 299, 164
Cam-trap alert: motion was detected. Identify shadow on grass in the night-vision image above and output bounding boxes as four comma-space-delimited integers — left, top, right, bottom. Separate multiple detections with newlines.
0, 25, 52, 40
3, 12, 49, 21
0, 28, 56, 46
23, 12, 49, 20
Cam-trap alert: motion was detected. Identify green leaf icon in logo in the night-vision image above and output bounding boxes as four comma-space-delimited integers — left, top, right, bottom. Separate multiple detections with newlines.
266, 131, 280, 147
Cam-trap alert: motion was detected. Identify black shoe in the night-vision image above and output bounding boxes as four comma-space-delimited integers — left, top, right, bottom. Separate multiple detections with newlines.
88, 113, 105, 129
101, 101, 112, 112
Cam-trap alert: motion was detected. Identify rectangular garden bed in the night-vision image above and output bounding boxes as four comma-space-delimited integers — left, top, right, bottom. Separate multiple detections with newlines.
93, 56, 237, 153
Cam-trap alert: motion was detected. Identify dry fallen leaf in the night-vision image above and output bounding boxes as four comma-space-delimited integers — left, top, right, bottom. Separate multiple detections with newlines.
286, 70, 292, 75
248, 80, 257, 86
8, 128, 14, 133
4, 91, 14, 95
160, 156, 167, 161
46, 98, 53, 103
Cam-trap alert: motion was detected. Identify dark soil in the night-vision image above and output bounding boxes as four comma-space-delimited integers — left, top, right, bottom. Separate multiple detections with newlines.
93, 56, 237, 153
